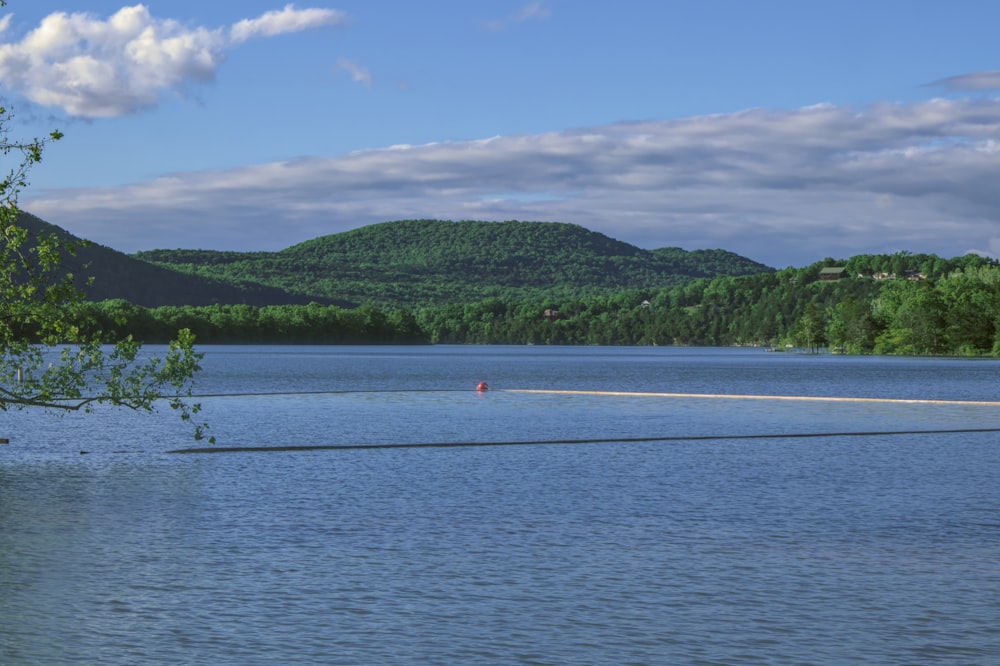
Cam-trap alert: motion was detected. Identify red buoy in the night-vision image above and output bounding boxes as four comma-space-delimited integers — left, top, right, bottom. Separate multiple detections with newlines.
476, 381, 490, 392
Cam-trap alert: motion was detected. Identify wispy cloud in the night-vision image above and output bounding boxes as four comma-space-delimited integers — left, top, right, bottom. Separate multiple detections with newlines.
0, 4, 348, 118
337, 57, 371, 87
929, 70, 1000, 92
25, 92, 1000, 266
483, 2, 551, 31
230, 4, 346, 43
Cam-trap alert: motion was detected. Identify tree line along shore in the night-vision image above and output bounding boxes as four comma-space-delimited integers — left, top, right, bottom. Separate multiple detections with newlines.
72, 252, 1000, 357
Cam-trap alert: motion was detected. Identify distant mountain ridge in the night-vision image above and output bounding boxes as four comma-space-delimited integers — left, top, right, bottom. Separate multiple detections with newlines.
135, 219, 774, 307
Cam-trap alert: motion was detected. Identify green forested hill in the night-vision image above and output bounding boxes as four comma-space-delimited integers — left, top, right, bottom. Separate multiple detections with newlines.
20, 212, 1000, 354
650, 246, 773, 278
77, 249, 1000, 355
136, 219, 773, 307
15, 212, 331, 307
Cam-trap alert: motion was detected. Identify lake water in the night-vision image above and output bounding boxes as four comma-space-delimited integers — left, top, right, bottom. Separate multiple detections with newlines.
2, 346, 999, 664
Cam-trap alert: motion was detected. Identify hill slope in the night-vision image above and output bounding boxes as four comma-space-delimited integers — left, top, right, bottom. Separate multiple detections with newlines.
137, 219, 773, 307
15, 212, 331, 307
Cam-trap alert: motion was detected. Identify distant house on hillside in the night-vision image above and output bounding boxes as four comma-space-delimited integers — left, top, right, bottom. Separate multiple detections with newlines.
818, 266, 847, 281
856, 270, 926, 281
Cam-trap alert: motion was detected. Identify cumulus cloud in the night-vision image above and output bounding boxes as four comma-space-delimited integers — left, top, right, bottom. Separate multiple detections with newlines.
0, 4, 347, 118
24, 97, 1000, 267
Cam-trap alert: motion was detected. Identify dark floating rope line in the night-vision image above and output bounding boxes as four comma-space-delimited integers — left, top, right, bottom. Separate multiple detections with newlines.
189, 388, 466, 398
167, 427, 1000, 454
183, 387, 1000, 406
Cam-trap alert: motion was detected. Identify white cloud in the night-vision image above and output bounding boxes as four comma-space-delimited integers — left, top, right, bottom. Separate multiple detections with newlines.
337, 57, 371, 87
483, 2, 551, 31
24, 97, 1000, 267
514, 2, 552, 22
0, 4, 348, 118
230, 4, 347, 43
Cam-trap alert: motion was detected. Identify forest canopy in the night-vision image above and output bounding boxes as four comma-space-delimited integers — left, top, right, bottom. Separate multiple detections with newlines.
77, 250, 1000, 357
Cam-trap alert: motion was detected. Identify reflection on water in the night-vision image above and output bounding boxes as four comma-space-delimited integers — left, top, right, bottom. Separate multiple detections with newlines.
3, 347, 1000, 664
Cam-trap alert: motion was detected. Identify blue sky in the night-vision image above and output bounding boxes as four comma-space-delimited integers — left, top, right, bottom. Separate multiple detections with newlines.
3, 1, 1000, 267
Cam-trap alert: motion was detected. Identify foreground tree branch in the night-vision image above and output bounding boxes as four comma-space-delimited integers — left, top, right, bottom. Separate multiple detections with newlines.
0, 56, 211, 442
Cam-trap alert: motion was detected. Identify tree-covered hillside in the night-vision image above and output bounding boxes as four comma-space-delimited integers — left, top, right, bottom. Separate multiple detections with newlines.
28, 213, 1000, 357
15, 212, 327, 307
136, 219, 773, 307
76, 250, 1000, 357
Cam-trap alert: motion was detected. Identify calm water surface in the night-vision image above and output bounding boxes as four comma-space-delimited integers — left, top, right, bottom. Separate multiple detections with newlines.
2, 346, 999, 664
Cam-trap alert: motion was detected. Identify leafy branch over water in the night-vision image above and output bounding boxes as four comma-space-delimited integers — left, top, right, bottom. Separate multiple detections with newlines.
0, 92, 211, 441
